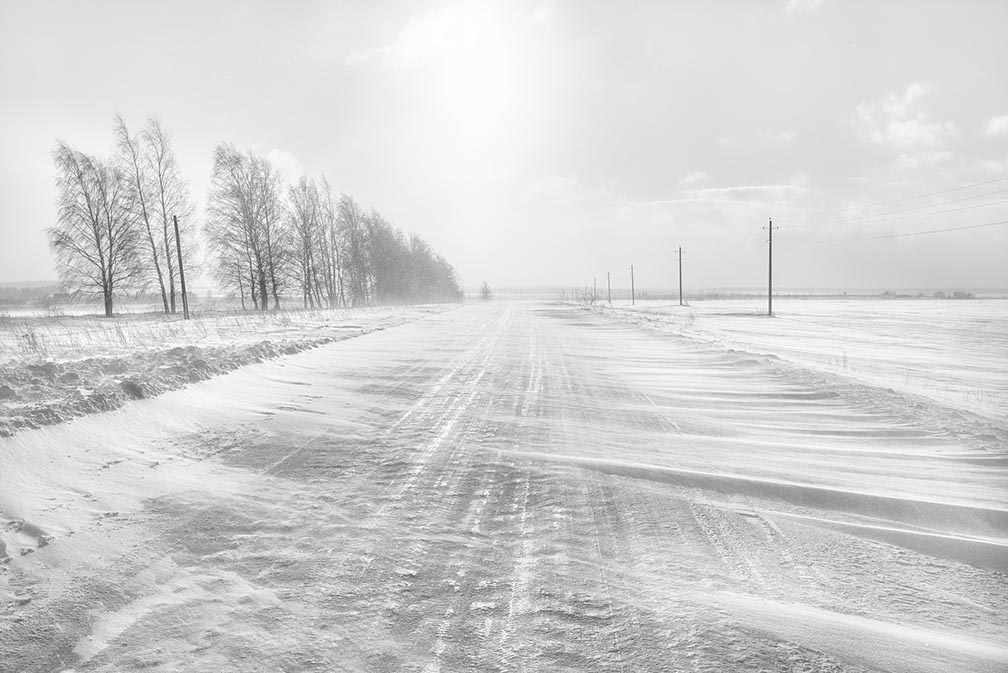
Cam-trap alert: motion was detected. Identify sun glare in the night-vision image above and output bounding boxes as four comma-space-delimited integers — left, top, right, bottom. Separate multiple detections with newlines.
400, 3, 526, 152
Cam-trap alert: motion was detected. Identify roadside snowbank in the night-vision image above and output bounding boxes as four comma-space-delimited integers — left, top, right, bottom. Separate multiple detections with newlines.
0, 305, 450, 436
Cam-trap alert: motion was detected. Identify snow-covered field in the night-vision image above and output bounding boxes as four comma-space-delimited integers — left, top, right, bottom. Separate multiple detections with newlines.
1, 300, 1005, 672
598, 298, 1008, 422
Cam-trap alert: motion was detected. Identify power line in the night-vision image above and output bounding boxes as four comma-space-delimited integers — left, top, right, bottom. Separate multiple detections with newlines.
842, 175, 1008, 211
826, 196, 1008, 227
823, 186, 1008, 226
849, 219, 1008, 241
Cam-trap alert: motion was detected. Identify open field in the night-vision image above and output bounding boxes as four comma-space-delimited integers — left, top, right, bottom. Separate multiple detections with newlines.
1, 300, 1006, 672
597, 298, 1008, 422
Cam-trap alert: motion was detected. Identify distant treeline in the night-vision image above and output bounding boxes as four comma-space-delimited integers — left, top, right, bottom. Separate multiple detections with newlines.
47, 116, 462, 317
206, 145, 460, 311
0, 285, 61, 306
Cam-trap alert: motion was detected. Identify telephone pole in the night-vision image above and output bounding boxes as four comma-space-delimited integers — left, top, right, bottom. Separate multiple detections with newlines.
677, 246, 684, 306
765, 217, 778, 317
607, 272, 611, 303
173, 215, 190, 320
630, 265, 635, 305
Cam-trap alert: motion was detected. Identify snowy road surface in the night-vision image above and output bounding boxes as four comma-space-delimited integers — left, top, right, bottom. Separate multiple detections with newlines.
2, 302, 1006, 672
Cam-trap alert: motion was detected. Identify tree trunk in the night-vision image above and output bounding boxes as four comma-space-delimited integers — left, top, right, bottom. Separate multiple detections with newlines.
258, 271, 269, 311
163, 224, 177, 314
236, 263, 247, 311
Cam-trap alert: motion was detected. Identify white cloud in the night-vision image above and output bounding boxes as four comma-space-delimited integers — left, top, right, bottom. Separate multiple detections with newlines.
757, 129, 798, 142
266, 149, 304, 185
683, 183, 810, 199
345, 45, 391, 65
680, 171, 709, 185
973, 155, 1008, 174
851, 81, 956, 148
786, 0, 825, 11
531, 1, 554, 24
892, 151, 953, 171
345, 3, 505, 68
984, 114, 1008, 136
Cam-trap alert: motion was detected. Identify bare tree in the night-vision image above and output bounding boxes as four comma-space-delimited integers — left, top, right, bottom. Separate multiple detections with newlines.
49, 142, 144, 316
206, 144, 260, 309
257, 157, 286, 310
338, 194, 370, 306
115, 115, 169, 312
144, 117, 196, 314
205, 146, 461, 311
288, 176, 322, 308
206, 144, 286, 310
318, 176, 346, 308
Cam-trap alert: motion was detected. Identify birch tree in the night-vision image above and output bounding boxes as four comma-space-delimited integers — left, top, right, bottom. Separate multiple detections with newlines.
288, 176, 322, 308
206, 144, 286, 310
115, 115, 169, 312
144, 117, 196, 314
337, 194, 370, 306
318, 176, 346, 308
49, 142, 144, 316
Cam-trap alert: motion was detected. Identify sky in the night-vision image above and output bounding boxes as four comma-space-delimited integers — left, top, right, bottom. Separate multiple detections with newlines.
1, 0, 1007, 291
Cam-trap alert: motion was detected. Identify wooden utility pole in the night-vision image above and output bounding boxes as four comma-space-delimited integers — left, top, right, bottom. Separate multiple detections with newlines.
593, 277, 597, 303
630, 265, 635, 306
173, 215, 190, 320
607, 272, 611, 303
765, 217, 778, 317
677, 246, 684, 306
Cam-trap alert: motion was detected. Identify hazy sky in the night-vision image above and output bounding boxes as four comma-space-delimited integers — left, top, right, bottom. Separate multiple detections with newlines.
2, 0, 1007, 290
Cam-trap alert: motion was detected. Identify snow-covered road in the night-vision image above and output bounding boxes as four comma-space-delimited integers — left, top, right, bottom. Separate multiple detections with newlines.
2, 302, 1006, 672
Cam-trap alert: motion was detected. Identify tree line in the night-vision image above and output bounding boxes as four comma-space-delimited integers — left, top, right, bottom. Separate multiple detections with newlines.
48, 116, 462, 316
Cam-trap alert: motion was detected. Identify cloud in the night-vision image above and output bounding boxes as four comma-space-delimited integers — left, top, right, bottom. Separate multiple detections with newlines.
892, 151, 953, 171
680, 171, 709, 185
345, 3, 503, 68
682, 183, 810, 200
786, 0, 825, 11
851, 81, 956, 148
266, 149, 303, 184
984, 114, 1008, 136
530, 1, 554, 24
757, 129, 798, 142
345, 45, 391, 65
973, 155, 1008, 174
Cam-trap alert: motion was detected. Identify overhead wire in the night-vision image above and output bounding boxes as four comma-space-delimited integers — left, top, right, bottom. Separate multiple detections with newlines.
846, 219, 1008, 241
838, 175, 1008, 211
822, 186, 1008, 226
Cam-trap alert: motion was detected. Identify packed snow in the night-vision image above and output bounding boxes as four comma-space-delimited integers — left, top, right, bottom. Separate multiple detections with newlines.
1, 300, 1005, 672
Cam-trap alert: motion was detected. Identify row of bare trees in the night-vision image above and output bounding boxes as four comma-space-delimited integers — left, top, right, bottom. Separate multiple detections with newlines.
49, 115, 196, 316
205, 144, 461, 310
49, 119, 462, 316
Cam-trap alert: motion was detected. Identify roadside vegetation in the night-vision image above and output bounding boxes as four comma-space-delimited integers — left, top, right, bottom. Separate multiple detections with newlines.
46, 115, 462, 317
